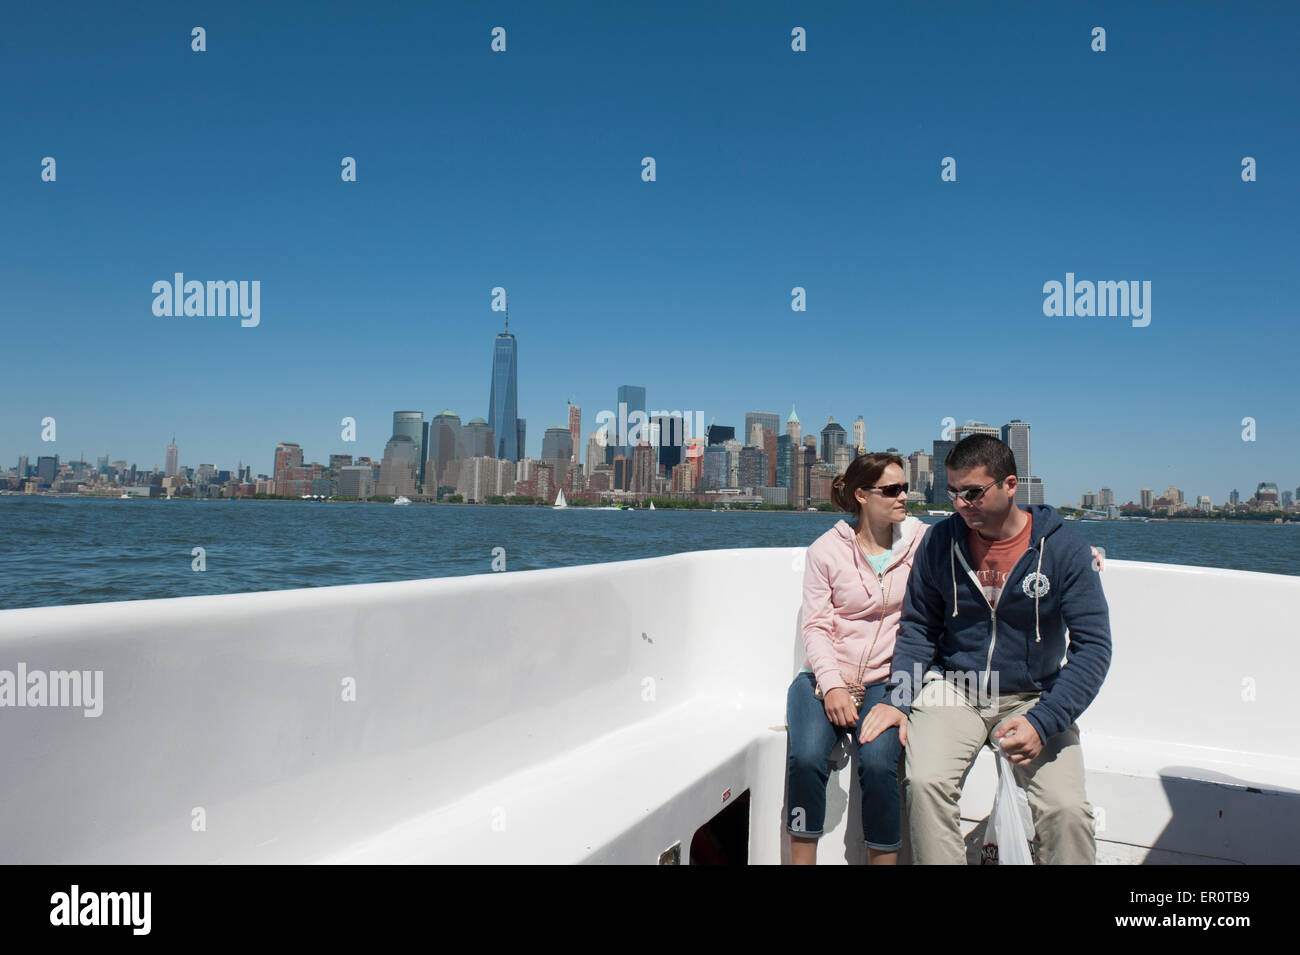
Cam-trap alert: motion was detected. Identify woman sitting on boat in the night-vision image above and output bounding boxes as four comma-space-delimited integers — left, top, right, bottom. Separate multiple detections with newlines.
786, 452, 924, 865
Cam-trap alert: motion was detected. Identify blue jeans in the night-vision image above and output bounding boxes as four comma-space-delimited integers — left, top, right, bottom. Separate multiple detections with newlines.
785, 671, 903, 850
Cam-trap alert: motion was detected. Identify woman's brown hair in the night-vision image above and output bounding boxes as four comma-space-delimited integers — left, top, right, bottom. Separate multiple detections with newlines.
831, 451, 906, 515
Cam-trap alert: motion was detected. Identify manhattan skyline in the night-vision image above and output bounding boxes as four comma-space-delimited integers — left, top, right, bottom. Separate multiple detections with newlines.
2, 1, 1297, 505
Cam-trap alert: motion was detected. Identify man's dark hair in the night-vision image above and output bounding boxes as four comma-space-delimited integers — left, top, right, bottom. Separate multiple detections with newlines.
944, 434, 1017, 482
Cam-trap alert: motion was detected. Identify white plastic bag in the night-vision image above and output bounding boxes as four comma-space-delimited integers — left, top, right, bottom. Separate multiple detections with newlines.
984, 745, 1036, 865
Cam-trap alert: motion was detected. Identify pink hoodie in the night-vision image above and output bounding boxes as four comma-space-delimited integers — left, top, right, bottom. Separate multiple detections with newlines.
801, 516, 927, 694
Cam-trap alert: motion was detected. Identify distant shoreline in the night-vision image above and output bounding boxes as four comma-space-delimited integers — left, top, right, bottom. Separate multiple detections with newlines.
6, 493, 1296, 525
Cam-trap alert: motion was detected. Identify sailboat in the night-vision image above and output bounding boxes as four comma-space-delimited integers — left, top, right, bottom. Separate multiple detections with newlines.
553, 488, 567, 509
648, 501, 655, 510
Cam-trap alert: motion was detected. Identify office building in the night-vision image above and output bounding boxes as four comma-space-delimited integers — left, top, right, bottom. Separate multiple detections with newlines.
488, 314, 520, 461
785, 406, 801, 446
1000, 419, 1032, 507
1140, 488, 1154, 509
931, 439, 955, 505
165, 436, 179, 478
653, 413, 684, 475
378, 434, 420, 498
337, 465, 374, 499
541, 426, 574, 470
739, 447, 768, 491
567, 403, 581, 466
745, 412, 780, 445
820, 417, 847, 463
706, 424, 735, 446
701, 445, 728, 491
462, 418, 495, 459
617, 385, 647, 459
852, 416, 866, 453
390, 411, 426, 485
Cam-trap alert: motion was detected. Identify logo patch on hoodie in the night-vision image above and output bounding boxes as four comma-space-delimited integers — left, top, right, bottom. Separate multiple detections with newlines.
1022, 572, 1051, 598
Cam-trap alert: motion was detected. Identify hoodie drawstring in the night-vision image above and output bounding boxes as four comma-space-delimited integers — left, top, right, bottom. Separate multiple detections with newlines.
1034, 538, 1045, 642
950, 541, 958, 617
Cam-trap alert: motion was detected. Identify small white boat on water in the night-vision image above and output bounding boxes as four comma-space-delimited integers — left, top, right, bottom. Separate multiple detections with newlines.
553, 488, 567, 509
393, 496, 411, 506
649, 501, 655, 510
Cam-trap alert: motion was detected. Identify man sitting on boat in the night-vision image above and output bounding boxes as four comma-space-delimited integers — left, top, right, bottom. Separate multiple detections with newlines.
861, 435, 1112, 864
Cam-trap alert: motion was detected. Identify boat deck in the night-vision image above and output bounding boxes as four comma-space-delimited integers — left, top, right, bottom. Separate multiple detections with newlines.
1, 549, 1295, 863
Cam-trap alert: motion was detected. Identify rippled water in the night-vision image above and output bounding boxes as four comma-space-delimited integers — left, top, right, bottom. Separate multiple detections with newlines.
1, 497, 1296, 611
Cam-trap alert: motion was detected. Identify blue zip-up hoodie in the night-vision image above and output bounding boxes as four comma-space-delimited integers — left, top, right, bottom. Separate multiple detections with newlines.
885, 505, 1111, 744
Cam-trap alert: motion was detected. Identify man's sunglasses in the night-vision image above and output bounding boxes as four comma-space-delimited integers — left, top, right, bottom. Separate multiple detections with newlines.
945, 477, 1003, 503
865, 482, 909, 497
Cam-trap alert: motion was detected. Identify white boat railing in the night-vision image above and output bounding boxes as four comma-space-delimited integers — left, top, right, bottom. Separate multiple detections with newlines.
0, 550, 1296, 863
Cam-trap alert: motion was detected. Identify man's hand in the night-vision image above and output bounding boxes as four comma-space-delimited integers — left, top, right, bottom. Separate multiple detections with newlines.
1090, 546, 1104, 572
993, 716, 1042, 765
823, 687, 859, 729
859, 702, 908, 746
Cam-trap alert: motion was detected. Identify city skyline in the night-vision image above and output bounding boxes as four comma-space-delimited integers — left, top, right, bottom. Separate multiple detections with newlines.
9, 406, 1296, 511
3, 3, 1296, 505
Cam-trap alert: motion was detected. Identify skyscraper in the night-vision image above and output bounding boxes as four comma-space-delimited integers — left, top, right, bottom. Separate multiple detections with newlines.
427, 411, 463, 489
931, 439, 955, 505
616, 385, 646, 460
776, 434, 796, 489
652, 413, 684, 474
701, 445, 728, 491
488, 312, 520, 461
705, 424, 735, 446
907, 450, 932, 501
378, 435, 419, 498
462, 418, 495, 459
392, 412, 425, 485
1001, 419, 1032, 507
820, 417, 847, 463
629, 443, 655, 494
786, 406, 801, 446
165, 435, 178, 478
852, 416, 866, 453
567, 402, 581, 466
954, 420, 1000, 441
541, 427, 574, 471
745, 412, 780, 445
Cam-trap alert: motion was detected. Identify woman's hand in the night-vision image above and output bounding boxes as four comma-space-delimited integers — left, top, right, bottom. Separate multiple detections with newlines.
823, 687, 859, 728
859, 702, 908, 746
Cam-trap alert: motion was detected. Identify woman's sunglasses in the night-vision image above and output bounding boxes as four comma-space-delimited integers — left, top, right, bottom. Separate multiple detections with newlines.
865, 482, 909, 497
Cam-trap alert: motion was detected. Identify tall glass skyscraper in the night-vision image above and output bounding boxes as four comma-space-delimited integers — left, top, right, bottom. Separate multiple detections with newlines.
616, 384, 646, 460
489, 317, 519, 461
392, 411, 426, 486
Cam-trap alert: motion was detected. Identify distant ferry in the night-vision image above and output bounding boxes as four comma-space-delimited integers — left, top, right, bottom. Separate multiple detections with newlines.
393, 496, 411, 506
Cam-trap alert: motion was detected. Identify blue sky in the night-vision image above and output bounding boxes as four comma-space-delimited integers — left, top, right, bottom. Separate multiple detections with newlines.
2, 0, 1297, 505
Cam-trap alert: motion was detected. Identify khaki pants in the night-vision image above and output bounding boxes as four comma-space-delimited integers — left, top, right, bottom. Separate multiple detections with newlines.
903, 675, 1095, 864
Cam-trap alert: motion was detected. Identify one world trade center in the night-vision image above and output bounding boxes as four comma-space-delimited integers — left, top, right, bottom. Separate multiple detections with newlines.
488, 312, 519, 461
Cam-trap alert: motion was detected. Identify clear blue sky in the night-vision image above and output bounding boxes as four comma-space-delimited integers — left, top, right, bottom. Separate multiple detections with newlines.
2, 0, 1297, 505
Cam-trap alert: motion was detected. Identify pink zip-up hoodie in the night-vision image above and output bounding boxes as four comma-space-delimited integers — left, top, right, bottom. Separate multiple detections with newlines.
800, 516, 928, 694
